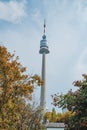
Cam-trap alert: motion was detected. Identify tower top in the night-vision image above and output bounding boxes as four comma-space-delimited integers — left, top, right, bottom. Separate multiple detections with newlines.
39, 20, 49, 54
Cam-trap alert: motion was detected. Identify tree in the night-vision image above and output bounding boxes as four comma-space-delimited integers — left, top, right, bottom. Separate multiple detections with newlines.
18, 104, 45, 130
44, 109, 73, 124
0, 45, 43, 129
52, 74, 87, 130
51, 108, 57, 122
54, 111, 73, 124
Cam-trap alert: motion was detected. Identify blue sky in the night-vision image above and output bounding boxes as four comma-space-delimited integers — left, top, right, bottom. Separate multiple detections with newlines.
0, 0, 87, 112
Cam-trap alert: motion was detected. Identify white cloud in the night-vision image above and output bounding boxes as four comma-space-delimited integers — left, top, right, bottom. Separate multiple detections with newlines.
30, 8, 43, 28
31, 9, 41, 21
0, 0, 26, 23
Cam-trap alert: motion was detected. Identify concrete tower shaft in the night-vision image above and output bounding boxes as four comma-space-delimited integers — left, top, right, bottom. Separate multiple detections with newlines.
40, 53, 46, 108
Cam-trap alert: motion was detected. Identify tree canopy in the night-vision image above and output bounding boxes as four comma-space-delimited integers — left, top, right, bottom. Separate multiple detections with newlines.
0, 45, 43, 130
44, 108, 73, 124
52, 74, 87, 130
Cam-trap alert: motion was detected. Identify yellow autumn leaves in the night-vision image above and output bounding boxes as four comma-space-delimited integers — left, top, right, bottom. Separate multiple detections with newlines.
0, 45, 43, 130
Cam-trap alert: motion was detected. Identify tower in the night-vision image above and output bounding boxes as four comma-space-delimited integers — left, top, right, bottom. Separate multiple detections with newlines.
39, 21, 50, 111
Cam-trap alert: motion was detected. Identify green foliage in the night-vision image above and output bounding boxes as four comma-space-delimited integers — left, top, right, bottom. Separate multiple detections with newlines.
52, 74, 87, 130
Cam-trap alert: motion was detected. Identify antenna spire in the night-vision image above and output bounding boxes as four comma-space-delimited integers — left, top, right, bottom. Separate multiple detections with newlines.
44, 19, 46, 34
